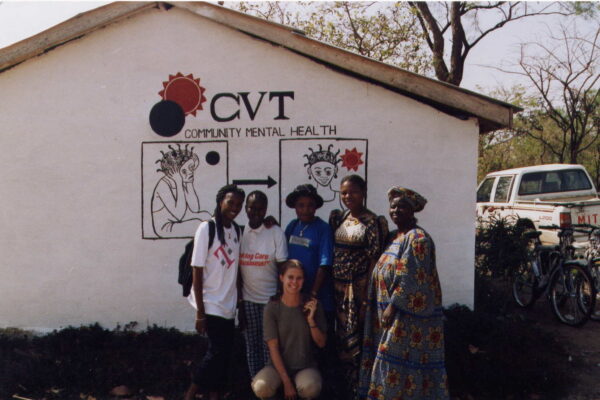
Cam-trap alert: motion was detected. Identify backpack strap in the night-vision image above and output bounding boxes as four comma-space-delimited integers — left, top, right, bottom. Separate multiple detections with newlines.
179, 239, 195, 297
208, 219, 216, 249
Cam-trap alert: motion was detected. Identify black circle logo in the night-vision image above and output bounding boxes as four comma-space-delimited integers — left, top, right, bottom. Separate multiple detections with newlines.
149, 100, 185, 137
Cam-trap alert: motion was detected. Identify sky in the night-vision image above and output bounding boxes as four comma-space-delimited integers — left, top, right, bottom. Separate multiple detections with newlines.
0, 1, 596, 94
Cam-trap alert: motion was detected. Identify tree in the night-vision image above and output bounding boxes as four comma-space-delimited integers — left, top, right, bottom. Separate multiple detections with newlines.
231, 2, 586, 87
476, 85, 549, 181
407, 2, 574, 85
230, 2, 431, 75
499, 23, 600, 165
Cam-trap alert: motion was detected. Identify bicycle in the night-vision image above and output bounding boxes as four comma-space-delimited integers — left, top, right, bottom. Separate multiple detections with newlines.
512, 224, 595, 327
572, 223, 600, 321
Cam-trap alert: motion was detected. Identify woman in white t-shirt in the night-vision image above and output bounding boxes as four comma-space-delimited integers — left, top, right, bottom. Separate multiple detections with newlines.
239, 190, 288, 378
184, 184, 245, 400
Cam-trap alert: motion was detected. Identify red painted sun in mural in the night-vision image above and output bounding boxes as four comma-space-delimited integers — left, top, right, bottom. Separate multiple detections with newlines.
159, 73, 207, 116
341, 147, 364, 171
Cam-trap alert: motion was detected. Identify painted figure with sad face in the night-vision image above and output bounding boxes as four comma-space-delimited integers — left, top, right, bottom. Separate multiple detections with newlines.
151, 144, 211, 237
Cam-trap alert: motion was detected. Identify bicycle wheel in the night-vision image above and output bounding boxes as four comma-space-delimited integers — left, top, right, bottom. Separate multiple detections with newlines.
588, 261, 600, 321
549, 262, 595, 327
512, 258, 539, 308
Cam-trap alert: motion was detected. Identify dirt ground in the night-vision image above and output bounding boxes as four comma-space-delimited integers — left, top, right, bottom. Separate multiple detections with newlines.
512, 298, 600, 400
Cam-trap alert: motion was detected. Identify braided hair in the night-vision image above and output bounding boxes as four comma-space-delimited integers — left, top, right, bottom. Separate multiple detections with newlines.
214, 184, 246, 246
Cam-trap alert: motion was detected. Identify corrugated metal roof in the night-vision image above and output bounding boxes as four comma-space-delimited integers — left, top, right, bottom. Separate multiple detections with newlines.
0, 1, 521, 133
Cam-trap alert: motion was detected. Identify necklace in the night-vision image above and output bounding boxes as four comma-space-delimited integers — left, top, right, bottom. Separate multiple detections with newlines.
298, 221, 311, 237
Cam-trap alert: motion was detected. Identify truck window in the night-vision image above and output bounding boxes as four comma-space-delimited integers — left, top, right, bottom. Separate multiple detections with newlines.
477, 177, 495, 202
562, 170, 593, 191
493, 176, 513, 203
518, 169, 592, 195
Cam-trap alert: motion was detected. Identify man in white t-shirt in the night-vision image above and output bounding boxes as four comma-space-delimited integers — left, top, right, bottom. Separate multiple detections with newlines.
239, 191, 288, 378
185, 185, 245, 400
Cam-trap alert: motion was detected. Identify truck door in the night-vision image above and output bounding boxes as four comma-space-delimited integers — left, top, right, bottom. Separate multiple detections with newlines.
490, 175, 516, 219
476, 176, 496, 218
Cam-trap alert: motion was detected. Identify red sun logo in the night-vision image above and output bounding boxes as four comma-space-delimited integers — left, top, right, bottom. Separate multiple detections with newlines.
341, 147, 364, 171
159, 73, 207, 116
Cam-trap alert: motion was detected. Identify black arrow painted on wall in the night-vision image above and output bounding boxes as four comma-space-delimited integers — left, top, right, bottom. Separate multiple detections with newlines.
233, 176, 277, 188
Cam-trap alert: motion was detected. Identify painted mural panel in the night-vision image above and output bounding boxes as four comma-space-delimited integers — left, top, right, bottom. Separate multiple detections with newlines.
279, 138, 368, 224
141, 141, 228, 239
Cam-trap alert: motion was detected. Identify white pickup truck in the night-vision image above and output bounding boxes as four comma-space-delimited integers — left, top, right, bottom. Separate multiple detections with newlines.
476, 164, 600, 244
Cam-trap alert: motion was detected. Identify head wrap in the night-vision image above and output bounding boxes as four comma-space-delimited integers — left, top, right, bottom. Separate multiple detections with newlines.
285, 184, 324, 209
387, 186, 427, 212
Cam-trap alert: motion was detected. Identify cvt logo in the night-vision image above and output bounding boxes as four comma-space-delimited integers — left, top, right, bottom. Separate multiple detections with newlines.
149, 72, 295, 137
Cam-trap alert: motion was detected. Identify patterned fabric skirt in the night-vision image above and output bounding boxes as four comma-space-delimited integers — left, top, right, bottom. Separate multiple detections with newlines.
334, 273, 369, 398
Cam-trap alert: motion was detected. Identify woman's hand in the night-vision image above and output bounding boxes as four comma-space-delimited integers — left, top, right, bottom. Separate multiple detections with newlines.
263, 215, 279, 228
282, 379, 297, 400
195, 317, 206, 335
381, 303, 396, 329
303, 298, 317, 323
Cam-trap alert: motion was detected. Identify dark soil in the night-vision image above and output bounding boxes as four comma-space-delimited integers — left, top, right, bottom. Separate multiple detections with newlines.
0, 305, 583, 400
2, 276, 598, 400
509, 297, 600, 400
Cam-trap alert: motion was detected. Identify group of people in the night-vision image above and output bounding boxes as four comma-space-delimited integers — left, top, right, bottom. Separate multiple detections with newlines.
183, 176, 449, 400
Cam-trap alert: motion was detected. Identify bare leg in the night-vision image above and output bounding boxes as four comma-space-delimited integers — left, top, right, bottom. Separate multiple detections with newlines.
184, 383, 199, 400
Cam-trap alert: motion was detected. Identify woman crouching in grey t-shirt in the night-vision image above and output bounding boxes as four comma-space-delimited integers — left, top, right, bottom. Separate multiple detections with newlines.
251, 259, 327, 400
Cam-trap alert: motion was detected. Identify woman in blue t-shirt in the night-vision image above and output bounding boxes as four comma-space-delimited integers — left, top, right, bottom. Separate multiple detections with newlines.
284, 184, 334, 313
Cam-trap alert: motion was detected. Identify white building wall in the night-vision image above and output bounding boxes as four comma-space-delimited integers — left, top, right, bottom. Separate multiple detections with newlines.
0, 7, 477, 331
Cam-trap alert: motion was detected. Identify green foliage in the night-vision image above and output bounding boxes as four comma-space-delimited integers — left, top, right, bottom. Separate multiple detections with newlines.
478, 79, 600, 188
231, 2, 431, 75
298, 2, 431, 74
476, 85, 551, 181
475, 215, 533, 281
562, 1, 600, 19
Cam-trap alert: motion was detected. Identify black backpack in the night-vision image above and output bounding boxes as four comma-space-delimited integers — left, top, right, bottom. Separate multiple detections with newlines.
177, 220, 242, 297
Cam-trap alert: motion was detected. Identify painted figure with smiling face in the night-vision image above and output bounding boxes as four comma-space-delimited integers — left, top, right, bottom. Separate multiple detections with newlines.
151, 144, 211, 237
304, 144, 342, 207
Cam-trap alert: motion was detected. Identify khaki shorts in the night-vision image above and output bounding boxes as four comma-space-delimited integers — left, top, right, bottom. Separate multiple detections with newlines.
251, 365, 322, 400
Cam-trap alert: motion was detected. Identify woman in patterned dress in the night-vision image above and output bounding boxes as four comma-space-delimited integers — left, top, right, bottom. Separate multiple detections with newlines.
358, 187, 449, 400
330, 175, 387, 398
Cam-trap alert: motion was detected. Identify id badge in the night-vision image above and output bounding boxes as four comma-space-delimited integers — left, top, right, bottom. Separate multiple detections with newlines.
289, 235, 311, 247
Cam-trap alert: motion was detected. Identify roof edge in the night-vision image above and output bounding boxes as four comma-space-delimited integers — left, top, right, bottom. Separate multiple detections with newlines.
0, 2, 156, 73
